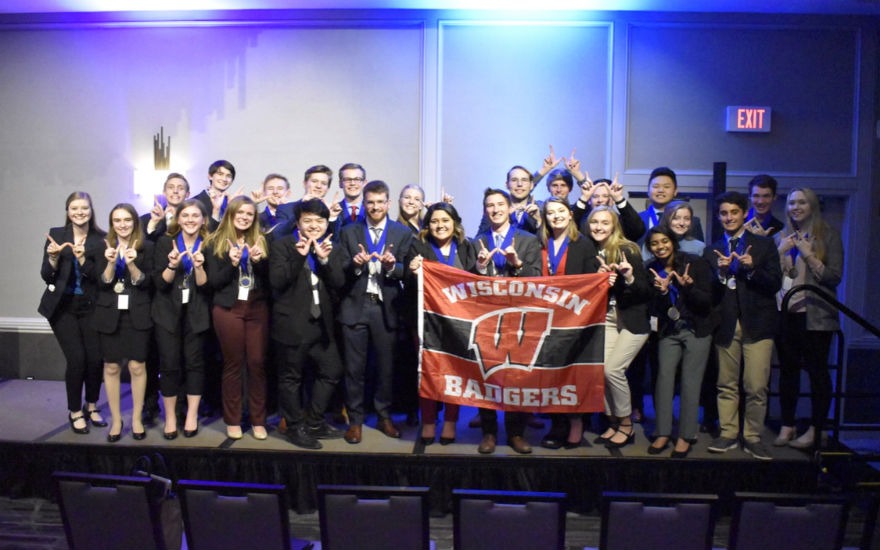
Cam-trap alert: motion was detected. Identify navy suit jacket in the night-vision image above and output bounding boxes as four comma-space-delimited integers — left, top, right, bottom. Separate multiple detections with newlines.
337, 218, 413, 329
703, 230, 782, 346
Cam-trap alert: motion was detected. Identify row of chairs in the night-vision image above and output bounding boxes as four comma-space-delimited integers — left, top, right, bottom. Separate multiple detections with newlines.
52, 470, 873, 550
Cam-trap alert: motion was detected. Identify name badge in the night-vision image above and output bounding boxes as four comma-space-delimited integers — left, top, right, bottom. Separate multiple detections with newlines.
181, 288, 190, 304
650, 316, 658, 332
117, 294, 129, 310
238, 285, 250, 301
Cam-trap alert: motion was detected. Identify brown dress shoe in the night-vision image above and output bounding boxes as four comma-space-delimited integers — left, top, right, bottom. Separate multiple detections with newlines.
478, 433, 496, 454
509, 435, 533, 454
344, 424, 362, 444
278, 417, 288, 435
377, 418, 401, 438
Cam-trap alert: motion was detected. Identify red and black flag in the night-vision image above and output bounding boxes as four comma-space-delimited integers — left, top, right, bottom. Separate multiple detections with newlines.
418, 261, 608, 414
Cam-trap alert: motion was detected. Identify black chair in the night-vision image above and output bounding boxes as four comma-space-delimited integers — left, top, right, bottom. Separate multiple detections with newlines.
317, 484, 431, 549
177, 479, 302, 550
598, 491, 718, 550
728, 492, 849, 550
53, 471, 168, 550
452, 489, 566, 550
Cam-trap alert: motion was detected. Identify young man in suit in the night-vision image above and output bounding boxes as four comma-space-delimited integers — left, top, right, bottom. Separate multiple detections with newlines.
638, 167, 704, 244
703, 191, 782, 460
476, 166, 543, 235
744, 174, 785, 238
337, 179, 413, 444
471, 188, 543, 454
142, 173, 190, 243
336, 162, 367, 228
269, 199, 346, 449
192, 159, 235, 232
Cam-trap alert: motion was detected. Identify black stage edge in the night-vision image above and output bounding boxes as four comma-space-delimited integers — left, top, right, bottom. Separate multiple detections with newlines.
0, 440, 820, 515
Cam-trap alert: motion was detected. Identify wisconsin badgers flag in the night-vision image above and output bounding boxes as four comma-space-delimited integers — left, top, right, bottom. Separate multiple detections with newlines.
419, 261, 608, 413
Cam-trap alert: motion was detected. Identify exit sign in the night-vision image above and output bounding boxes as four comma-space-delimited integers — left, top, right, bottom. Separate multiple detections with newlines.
726, 106, 771, 132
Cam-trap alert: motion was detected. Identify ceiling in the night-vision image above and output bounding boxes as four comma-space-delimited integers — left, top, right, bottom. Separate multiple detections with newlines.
0, 0, 878, 15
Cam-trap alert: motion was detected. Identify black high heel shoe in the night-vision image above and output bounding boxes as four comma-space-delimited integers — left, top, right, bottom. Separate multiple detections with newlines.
420, 436, 435, 446
84, 407, 108, 427
183, 422, 199, 438
593, 426, 618, 444
605, 425, 635, 449
69, 412, 90, 434
439, 437, 456, 445
132, 426, 147, 440
647, 437, 670, 455
107, 420, 123, 443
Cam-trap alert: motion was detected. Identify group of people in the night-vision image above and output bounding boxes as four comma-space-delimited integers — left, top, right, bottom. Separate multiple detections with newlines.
40, 151, 843, 459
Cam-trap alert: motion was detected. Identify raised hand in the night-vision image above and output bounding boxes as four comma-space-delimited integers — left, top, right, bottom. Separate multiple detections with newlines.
541, 144, 562, 174
617, 257, 634, 283
793, 232, 813, 257
250, 189, 269, 204
564, 149, 585, 182
150, 196, 165, 223
294, 234, 311, 257
609, 173, 625, 203
313, 235, 333, 260
744, 218, 770, 237
227, 238, 243, 266
713, 248, 732, 274
441, 187, 454, 204
503, 237, 521, 268
671, 263, 693, 286
123, 244, 137, 264
104, 239, 119, 262
249, 243, 265, 262
168, 242, 182, 269
71, 238, 86, 262
735, 245, 754, 269
190, 243, 205, 269
379, 243, 396, 272
649, 267, 672, 293
578, 171, 596, 203
476, 239, 495, 270
353, 243, 372, 266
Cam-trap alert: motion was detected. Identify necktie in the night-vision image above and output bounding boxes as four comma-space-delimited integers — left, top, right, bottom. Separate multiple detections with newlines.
310, 278, 321, 319
729, 237, 739, 255
494, 234, 503, 249
350, 206, 358, 221
371, 226, 382, 244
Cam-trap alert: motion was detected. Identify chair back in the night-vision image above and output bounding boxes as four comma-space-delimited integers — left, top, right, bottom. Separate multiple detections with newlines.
317, 484, 431, 549
177, 479, 290, 550
600, 491, 718, 550
728, 492, 849, 550
53, 471, 166, 550
452, 489, 566, 550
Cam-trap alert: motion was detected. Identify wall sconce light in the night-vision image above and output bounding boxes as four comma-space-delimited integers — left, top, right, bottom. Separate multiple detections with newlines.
133, 126, 175, 197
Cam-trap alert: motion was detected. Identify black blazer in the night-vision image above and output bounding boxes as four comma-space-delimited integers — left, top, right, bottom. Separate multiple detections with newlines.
574, 201, 646, 243
337, 218, 413, 329
203, 243, 270, 309
269, 235, 345, 345
603, 245, 652, 335
703, 231, 782, 346
471, 228, 542, 277
403, 237, 479, 327
38, 226, 106, 321
648, 252, 717, 338
90, 241, 154, 333
140, 212, 171, 244
544, 233, 600, 276
150, 235, 211, 334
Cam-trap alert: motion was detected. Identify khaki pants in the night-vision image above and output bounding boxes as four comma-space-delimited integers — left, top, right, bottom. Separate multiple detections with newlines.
715, 321, 773, 443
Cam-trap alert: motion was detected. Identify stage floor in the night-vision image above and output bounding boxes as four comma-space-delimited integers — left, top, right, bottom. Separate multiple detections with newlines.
0, 377, 848, 516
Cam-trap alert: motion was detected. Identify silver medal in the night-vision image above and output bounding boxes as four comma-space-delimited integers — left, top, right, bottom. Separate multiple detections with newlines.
667, 306, 680, 321
788, 267, 798, 279
240, 275, 252, 288
48, 284, 56, 292
179, 275, 190, 290
726, 277, 737, 290
113, 280, 124, 294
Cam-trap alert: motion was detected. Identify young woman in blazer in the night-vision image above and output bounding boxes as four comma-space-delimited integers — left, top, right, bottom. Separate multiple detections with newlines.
538, 198, 600, 449
587, 206, 652, 448
39, 191, 108, 434
151, 199, 210, 439
775, 188, 844, 450
405, 202, 477, 445
204, 196, 270, 440
91, 204, 153, 442
645, 226, 716, 458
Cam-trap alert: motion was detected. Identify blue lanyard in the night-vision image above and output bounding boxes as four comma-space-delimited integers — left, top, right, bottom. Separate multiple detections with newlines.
176, 233, 202, 276
429, 239, 457, 267
485, 227, 515, 272
365, 224, 387, 262
547, 236, 569, 275
651, 260, 679, 304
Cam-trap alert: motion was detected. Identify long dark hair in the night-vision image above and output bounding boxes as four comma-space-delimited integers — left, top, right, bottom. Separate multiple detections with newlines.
63, 191, 103, 234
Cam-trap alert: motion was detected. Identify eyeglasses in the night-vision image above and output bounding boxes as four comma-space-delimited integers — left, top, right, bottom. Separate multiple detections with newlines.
342, 177, 365, 184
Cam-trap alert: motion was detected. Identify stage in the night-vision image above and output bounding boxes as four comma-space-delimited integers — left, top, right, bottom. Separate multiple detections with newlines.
0, 378, 854, 515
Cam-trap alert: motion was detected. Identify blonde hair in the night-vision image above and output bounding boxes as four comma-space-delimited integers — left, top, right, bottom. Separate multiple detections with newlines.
782, 188, 829, 262
205, 196, 268, 259
586, 206, 639, 263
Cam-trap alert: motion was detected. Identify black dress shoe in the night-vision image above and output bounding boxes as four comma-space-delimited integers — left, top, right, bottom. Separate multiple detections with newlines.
420, 437, 435, 446
562, 440, 582, 449
647, 437, 670, 455
287, 424, 322, 450
68, 412, 90, 435
671, 441, 691, 458
163, 430, 178, 440
84, 408, 108, 428
132, 429, 147, 441
183, 426, 199, 438
307, 421, 344, 439
540, 437, 564, 450
107, 420, 124, 443
439, 437, 456, 446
